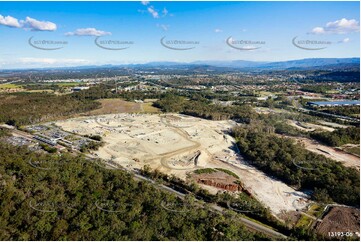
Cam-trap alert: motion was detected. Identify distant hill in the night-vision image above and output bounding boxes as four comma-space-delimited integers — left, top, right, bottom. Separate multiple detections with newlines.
139, 58, 359, 70
256, 58, 360, 70
1, 58, 359, 72
190, 60, 268, 68
190, 58, 359, 70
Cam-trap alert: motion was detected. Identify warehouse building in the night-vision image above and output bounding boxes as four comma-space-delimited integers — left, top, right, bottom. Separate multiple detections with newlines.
307, 100, 360, 107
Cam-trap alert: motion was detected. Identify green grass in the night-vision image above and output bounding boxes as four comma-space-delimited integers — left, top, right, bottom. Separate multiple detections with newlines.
194, 168, 240, 179
25, 82, 81, 87
215, 168, 240, 179
142, 103, 161, 113
56, 82, 83, 87
295, 214, 313, 228
193, 168, 216, 175
307, 204, 325, 218
0, 83, 21, 89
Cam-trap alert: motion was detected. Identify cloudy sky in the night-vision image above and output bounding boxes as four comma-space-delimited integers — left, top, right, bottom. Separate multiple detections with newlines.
0, 1, 359, 69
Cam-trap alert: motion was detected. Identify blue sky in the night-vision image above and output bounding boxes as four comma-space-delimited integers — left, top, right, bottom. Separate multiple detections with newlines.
0, 1, 359, 69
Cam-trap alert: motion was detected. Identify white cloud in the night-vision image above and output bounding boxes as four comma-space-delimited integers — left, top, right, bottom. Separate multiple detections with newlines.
147, 6, 159, 18
141, 1, 149, 6
0, 15, 21, 28
162, 8, 168, 17
21, 17, 57, 31
214, 28, 223, 33
311, 27, 325, 34
311, 18, 360, 34
338, 37, 350, 43
65, 28, 111, 36
0, 15, 56, 31
157, 24, 169, 31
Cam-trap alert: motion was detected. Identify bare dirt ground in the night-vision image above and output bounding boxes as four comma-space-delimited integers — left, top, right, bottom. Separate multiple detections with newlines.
88, 99, 142, 115
282, 135, 360, 169
317, 121, 350, 129
315, 206, 360, 239
287, 120, 335, 132
55, 113, 312, 216
86, 99, 160, 115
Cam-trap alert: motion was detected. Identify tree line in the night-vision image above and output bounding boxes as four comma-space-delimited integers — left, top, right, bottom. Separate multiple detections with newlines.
0, 130, 267, 240
232, 125, 360, 207
310, 127, 360, 147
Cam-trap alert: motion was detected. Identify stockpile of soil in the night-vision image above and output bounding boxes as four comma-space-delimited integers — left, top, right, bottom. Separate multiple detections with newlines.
315, 207, 360, 239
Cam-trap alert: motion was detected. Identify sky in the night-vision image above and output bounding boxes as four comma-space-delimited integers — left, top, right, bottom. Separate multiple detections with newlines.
0, 1, 360, 69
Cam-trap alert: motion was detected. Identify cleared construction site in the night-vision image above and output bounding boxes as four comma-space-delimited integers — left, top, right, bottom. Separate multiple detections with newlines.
55, 113, 312, 216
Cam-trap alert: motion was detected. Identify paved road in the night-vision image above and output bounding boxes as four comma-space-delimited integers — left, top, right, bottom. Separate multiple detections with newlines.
299, 107, 359, 122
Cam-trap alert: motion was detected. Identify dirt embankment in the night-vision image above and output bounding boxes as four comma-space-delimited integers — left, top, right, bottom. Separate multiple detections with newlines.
280, 134, 360, 169
191, 171, 243, 192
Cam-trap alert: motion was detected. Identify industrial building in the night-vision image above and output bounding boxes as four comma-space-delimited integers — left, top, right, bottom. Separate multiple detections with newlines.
307, 100, 360, 107
72, 86, 90, 92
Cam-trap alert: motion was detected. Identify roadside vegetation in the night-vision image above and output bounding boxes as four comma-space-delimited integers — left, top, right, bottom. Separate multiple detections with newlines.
0, 136, 268, 241
140, 165, 319, 240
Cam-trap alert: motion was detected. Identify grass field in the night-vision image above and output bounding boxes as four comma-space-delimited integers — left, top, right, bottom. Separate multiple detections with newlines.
87, 98, 160, 115
141, 102, 160, 113
26, 82, 82, 87
307, 204, 324, 218
56, 82, 83, 87
295, 214, 313, 228
27, 89, 55, 93
0, 83, 21, 89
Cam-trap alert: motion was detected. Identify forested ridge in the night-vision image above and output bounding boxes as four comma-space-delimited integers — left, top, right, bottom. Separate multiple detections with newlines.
154, 93, 257, 122
0, 130, 267, 240
232, 125, 360, 207
0, 92, 100, 127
